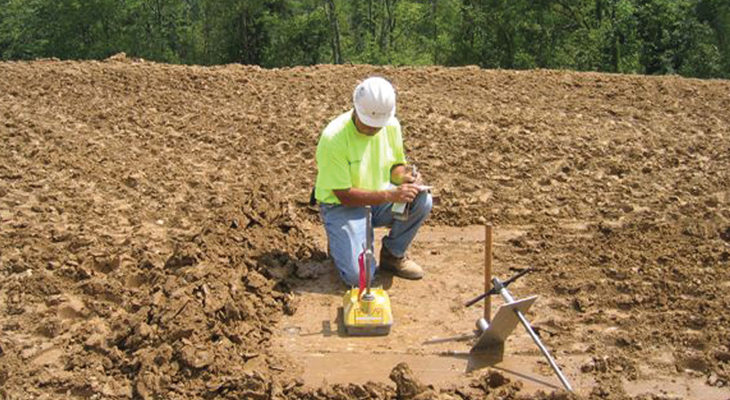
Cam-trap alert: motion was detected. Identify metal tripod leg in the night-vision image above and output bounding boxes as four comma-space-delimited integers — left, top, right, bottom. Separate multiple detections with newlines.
497, 285, 573, 393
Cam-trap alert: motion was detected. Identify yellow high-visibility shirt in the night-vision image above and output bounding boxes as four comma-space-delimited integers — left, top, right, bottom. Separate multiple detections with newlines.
315, 110, 406, 204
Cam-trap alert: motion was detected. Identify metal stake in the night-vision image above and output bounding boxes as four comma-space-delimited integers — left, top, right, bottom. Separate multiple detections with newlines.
495, 279, 573, 393
363, 206, 374, 300
484, 225, 492, 322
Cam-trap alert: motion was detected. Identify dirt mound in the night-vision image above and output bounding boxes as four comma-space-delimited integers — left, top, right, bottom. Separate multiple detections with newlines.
0, 181, 320, 398
1, 59, 729, 399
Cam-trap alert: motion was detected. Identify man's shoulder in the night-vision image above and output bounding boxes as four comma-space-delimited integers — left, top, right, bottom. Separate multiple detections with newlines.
385, 116, 401, 129
322, 111, 353, 139
384, 117, 401, 138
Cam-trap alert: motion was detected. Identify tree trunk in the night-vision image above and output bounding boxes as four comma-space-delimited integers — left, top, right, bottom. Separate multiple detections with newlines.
379, 0, 387, 51
463, 0, 475, 50
325, 0, 343, 64
369, 0, 375, 38
431, 0, 438, 62
380, 0, 396, 53
239, 10, 250, 64
202, 3, 211, 63
610, 3, 619, 72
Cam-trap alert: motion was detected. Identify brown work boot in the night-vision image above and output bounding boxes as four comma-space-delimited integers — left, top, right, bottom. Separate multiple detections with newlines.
379, 246, 424, 280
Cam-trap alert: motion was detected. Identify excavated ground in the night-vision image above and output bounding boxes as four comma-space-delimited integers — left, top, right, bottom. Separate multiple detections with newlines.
1, 55, 729, 400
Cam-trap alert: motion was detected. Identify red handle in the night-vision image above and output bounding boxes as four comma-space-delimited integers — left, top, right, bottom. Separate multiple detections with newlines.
358, 251, 366, 298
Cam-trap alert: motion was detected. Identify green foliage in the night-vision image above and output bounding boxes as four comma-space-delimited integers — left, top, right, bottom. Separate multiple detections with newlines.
0, 0, 46, 59
0, 0, 728, 78
262, 5, 329, 67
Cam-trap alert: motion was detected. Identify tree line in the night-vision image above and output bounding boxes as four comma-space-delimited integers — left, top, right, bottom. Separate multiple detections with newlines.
1, 0, 728, 79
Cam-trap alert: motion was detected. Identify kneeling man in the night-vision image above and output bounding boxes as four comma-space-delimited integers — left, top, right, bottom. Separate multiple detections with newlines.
315, 76, 432, 286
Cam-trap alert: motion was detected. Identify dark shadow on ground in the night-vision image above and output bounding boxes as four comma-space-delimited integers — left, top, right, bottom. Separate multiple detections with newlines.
257, 252, 395, 298
435, 351, 561, 390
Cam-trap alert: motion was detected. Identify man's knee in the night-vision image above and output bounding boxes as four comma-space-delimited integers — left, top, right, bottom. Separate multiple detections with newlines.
413, 191, 433, 216
338, 263, 360, 287
334, 256, 375, 287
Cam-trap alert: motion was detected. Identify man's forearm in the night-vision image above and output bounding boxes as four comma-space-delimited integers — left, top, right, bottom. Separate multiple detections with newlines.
334, 188, 393, 207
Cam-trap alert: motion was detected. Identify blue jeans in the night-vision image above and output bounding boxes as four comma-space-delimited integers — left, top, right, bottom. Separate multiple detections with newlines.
320, 191, 433, 286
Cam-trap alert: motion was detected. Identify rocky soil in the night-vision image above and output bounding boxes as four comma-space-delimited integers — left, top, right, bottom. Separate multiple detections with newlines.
1, 55, 729, 399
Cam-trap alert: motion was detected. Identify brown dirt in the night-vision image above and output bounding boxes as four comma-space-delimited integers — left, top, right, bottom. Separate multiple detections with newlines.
1, 56, 729, 399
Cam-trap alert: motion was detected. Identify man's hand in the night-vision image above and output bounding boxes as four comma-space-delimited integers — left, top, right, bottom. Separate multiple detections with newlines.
389, 183, 420, 203
403, 167, 423, 185
391, 164, 423, 186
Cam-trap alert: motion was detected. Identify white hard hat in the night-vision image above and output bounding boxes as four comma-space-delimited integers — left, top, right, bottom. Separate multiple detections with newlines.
353, 77, 396, 128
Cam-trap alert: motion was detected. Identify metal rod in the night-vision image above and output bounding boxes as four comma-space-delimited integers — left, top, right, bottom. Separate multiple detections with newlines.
465, 290, 489, 308
514, 310, 573, 392
364, 206, 373, 297
498, 286, 573, 393
464, 268, 533, 308
484, 225, 492, 322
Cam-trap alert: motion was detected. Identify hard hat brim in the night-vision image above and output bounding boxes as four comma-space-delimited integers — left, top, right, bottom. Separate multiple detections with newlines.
354, 105, 395, 128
